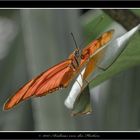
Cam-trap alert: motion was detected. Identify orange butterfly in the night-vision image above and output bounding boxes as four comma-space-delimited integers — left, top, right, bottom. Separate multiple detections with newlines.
3, 30, 114, 110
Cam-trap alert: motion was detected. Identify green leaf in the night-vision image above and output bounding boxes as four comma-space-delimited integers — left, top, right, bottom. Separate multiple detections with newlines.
71, 86, 92, 116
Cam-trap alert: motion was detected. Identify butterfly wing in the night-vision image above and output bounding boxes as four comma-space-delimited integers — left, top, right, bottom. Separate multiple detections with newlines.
83, 30, 114, 79
4, 59, 75, 110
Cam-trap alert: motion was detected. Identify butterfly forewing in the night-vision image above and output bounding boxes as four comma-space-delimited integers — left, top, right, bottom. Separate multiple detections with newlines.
83, 30, 114, 79
4, 59, 73, 110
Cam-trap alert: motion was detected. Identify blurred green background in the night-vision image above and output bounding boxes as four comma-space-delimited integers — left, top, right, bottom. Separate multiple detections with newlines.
0, 9, 140, 131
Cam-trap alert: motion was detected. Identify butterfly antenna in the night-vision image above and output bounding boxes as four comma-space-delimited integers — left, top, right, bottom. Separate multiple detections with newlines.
79, 16, 104, 48
71, 32, 79, 50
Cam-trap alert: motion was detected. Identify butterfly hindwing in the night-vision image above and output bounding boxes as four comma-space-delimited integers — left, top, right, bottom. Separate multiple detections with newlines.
83, 30, 114, 79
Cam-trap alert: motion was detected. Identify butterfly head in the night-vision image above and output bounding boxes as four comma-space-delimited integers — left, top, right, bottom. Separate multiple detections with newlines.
74, 48, 81, 58
73, 48, 81, 66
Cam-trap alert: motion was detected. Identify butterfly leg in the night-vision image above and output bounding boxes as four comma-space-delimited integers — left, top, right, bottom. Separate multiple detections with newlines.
76, 79, 82, 89
79, 72, 89, 87
95, 64, 107, 71
84, 79, 89, 85
75, 72, 88, 90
